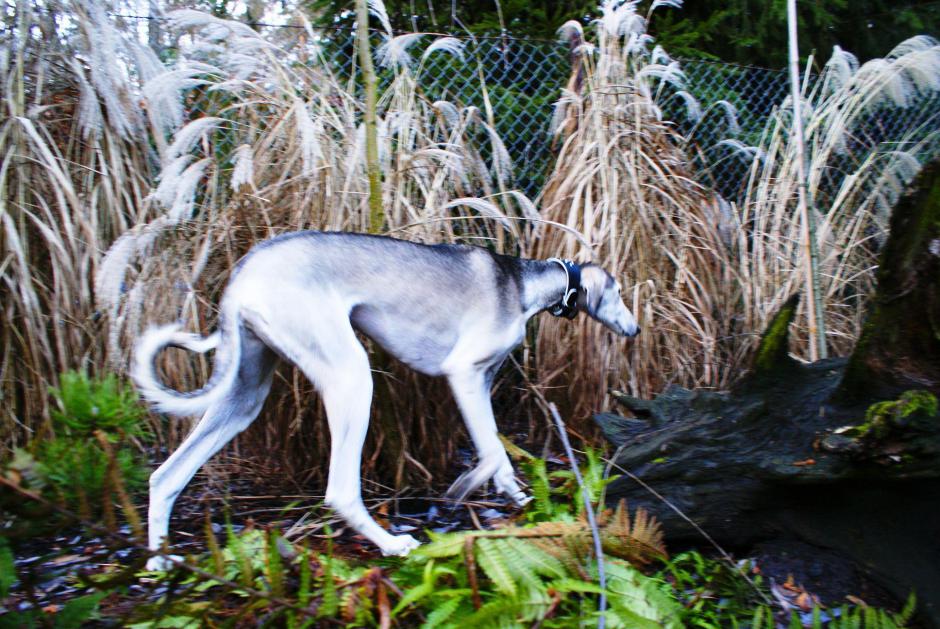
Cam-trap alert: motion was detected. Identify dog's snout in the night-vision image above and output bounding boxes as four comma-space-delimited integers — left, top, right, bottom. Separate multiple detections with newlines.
620, 323, 640, 337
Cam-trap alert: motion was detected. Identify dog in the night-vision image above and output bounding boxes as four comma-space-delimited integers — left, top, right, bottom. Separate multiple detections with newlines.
133, 231, 639, 569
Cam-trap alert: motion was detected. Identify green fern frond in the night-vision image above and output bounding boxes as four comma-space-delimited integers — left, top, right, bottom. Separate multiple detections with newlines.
463, 595, 530, 626
788, 610, 804, 629
503, 537, 565, 580
524, 458, 555, 521
896, 592, 916, 625
604, 561, 683, 629
297, 547, 311, 608
392, 560, 439, 615
415, 530, 497, 559
264, 529, 284, 597
602, 607, 670, 629
582, 448, 617, 506
225, 520, 253, 588
317, 552, 339, 619
548, 577, 606, 595
420, 596, 463, 628
752, 605, 773, 629
476, 538, 517, 597
204, 512, 224, 576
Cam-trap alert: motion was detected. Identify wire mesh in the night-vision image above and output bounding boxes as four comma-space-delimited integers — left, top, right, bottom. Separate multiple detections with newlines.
204, 31, 940, 201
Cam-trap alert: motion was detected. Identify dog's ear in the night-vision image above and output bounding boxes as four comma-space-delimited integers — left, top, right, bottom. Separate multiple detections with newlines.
578, 265, 607, 314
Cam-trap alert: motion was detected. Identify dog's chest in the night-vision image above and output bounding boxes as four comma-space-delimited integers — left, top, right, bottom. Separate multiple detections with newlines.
438, 316, 526, 375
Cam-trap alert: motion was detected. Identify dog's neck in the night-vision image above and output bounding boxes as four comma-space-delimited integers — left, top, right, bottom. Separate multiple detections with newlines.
521, 260, 579, 318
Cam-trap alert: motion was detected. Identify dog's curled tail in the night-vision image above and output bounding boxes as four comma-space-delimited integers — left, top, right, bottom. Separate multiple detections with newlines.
131, 310, 241, 417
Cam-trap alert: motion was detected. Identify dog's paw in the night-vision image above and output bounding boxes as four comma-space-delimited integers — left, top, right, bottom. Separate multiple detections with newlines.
145, 554, 183, 572
380, 534, 421, 557
511, 492, 533, 507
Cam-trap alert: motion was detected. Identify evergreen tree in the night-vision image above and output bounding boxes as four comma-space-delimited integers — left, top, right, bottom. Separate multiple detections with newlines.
305, 0, 940, 67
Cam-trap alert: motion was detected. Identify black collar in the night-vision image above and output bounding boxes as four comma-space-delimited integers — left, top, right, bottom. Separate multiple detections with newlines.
547, 258, 581, 319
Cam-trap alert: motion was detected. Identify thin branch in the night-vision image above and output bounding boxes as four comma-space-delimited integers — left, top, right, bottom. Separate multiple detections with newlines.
547, 402, 607, 629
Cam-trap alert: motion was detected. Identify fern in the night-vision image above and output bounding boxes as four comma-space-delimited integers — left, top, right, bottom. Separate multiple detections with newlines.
225, 520, 252, 588
896, 592, 917, 625
503, 537, 565, 582
752, 605, 773, 629
204, 512, 224, 576
463, 596, 531, 626
392, 560, 442, 615
317, 553, 339, 619
0, 538, 15, 599
523, 457, 555, 522
523, 503, 667, 567
415, 529, 484, 558
604, 561, 683, 628
288, 546, 313, 629
264, 529, 284, 597
420, 596, 462, 628
475, 538, 517, 597
392, 502, 674, 629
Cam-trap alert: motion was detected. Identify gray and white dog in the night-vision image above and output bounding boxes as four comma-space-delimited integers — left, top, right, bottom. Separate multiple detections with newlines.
133, 231, 639, 569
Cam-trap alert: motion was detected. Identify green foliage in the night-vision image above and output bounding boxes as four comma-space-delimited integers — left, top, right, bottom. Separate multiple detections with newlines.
649, 0, 939, 67
0, 537, 15, 598
865, 391, 938, 431
836, 390, 938, 442
822, 390, 939, 462
124, 452, 672, 627
397, 525, 679, 628
308, 0, 940, 67
5, 451, 910, 628
658, 551, 917, 629
753, 294, 800, 375
1, 371, 149, 532
658, 550, 768, 627
49, 371, 148, 438
308, 0, 598, 40
38, 438, 146, 512
40, 372, 148, 519
795, 592, 916, 628
0, 552, 108, 629
521, 447, 616, 523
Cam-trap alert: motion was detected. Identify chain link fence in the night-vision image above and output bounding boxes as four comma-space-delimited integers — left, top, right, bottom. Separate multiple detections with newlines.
318, 34, 940, 202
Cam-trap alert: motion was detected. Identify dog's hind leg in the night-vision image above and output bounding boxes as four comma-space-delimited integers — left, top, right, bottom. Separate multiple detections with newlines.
146, 328, 276, 571
444, 370, 530, 506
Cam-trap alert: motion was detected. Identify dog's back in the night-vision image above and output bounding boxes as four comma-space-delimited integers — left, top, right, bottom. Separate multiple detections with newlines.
226, 232, 525, 375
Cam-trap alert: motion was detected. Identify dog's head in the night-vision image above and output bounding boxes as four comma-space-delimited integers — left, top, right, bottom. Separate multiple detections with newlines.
578, 265, 640, 337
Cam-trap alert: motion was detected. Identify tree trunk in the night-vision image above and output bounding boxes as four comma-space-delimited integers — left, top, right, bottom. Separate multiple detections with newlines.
355, 0, 385, 233
596, 161, 940, 624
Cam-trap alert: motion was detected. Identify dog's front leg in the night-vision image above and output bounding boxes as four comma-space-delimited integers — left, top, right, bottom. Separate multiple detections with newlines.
445, 371, 530, 506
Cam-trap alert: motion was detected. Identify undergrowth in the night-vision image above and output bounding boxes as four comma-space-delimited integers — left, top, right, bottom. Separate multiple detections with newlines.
1, 371, 149, 538
0, 446, 918, 628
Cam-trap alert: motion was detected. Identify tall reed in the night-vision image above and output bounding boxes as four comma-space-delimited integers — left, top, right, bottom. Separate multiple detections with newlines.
0, 3, 156, 446
3, 0, 938, 490
533, 2, 737, 423
91, 7, 530, 484
532, 2, 940, 427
